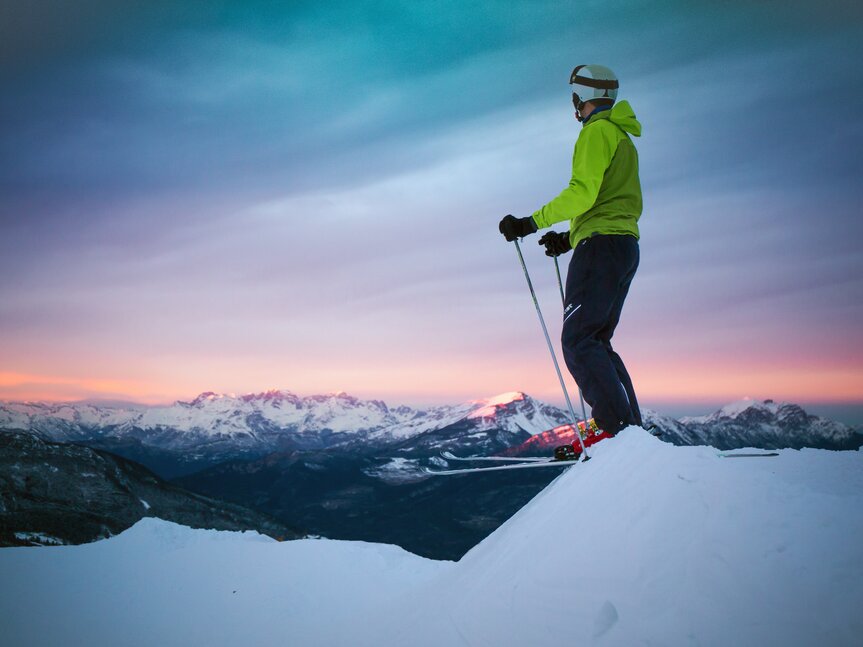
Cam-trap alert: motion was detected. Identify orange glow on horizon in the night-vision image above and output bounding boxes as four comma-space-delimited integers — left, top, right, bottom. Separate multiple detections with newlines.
0, 359, 861, 407
0, 372, 174, 405
630, 362, 863, 403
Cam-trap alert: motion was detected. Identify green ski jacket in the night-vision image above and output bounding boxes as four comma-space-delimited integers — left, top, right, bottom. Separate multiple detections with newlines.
531, 100, 642, 247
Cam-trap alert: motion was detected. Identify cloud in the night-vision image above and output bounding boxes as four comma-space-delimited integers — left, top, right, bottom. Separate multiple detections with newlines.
1, 0, 862, 404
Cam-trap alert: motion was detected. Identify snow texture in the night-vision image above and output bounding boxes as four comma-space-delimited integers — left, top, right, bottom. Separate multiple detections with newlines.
1, 428, 861, 646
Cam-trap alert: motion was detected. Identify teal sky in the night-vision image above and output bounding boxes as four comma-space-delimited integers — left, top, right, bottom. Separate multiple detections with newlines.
1, 1, 862, 417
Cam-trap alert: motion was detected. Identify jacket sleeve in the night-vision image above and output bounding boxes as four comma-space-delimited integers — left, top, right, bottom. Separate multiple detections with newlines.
531, 122, 618, 229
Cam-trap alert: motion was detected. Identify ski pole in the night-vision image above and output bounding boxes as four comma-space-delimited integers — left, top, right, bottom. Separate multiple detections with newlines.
512, 240, 589, 460
553, 256, 589, 424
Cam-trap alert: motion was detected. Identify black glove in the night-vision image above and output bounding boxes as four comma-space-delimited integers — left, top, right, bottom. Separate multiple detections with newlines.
498, 214, 538, 242
538, 231, 572, 257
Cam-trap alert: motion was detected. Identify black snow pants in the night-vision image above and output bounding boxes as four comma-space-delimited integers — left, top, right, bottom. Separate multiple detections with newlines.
561, 234, 641, 434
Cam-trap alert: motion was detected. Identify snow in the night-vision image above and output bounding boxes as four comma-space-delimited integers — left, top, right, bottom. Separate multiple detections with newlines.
0, 401, 143, 432
378, 392, 567, 440
361, 457, 423, 482
467, 391, 525, 418
682, 397, 783, 423
11, 533, 65, 546
374, 431, 863, 646
2, 428, 861, 646
0, 519, 445, 647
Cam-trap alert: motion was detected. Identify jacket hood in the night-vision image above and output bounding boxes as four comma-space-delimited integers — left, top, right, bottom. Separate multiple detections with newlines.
592, 100, 641, 137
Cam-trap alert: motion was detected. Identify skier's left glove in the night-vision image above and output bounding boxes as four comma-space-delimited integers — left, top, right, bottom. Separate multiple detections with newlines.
498, 215, 538, 242
538, 231, 571, 257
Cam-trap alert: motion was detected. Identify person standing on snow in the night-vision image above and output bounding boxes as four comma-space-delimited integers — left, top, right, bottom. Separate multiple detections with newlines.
498, 64, 643, 443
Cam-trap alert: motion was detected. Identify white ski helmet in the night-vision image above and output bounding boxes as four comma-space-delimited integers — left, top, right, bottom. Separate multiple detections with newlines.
569, 64, 619, 106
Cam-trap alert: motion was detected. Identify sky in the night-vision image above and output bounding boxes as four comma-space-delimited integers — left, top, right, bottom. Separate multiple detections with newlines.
1, 1, 862, 419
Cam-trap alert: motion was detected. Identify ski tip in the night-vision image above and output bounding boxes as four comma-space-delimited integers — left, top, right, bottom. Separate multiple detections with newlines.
421, 466, 464, 477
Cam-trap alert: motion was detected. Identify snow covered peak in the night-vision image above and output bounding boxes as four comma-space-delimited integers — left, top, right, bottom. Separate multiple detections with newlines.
306, 392, 362, 406
717, 397, 767, 417
478, 391, 527, 406
462, 391, 569, 435
466, 392, 526, 419
364, 392, 569, 443
239, 389, 301, 404
187, 392, 233, 407
718, 397, 783, 418
672, 398, 858, 449
683, 398, 796, 424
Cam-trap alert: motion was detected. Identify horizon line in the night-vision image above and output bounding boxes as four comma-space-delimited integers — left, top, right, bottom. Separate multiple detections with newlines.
2, 389, 862, 410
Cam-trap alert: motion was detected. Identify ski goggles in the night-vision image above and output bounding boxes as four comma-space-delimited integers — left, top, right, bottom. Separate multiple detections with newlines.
569, 66, 619, 91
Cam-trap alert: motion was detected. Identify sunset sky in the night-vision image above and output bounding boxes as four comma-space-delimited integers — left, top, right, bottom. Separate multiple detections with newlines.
1, 1, 862, 420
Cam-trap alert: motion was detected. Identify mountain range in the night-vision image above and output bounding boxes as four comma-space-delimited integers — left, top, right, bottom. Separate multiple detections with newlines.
0, 390, 571, 476
1, 391, 858, 468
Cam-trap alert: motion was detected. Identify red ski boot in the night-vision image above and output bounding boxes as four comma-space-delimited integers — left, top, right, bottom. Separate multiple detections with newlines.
553, 419, 614, 460
574, 418, 615, 451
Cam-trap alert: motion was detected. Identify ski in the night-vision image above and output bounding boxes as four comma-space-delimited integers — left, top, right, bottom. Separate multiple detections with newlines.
440, 451, 548, 463
422, 458, 577, 476
717, 452, 779, 458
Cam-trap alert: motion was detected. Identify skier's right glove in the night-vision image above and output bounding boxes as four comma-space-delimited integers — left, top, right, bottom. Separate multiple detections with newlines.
538, 231, 571, 257
498, 215, 538, 242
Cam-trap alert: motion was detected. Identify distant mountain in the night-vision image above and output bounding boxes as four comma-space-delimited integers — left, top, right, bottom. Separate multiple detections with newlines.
652, 398, 862, 451
2, 391, 859, 478
0, 430, 302, 547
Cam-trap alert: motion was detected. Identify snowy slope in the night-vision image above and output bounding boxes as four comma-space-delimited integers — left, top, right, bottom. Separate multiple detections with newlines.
374, 431, 863, 646
0, 519, 443, 647
2, 429, 861, 646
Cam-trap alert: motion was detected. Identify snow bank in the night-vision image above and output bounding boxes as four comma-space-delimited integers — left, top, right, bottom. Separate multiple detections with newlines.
370, 429, 863, 646
0, 518, 446, 647
1, 428, 861, 646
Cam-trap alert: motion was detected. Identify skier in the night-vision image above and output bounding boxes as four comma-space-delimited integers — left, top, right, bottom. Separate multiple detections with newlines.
499, 64, 643, 448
